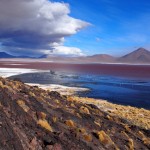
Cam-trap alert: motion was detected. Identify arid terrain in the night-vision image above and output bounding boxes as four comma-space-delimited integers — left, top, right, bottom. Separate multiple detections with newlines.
0, 0, 150, 149
0, 77, 150, 150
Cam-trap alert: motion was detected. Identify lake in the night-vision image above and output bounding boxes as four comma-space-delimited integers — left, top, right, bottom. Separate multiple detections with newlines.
8, 69, 150, 110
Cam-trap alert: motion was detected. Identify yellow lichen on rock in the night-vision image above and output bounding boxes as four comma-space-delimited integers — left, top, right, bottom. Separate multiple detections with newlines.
70, 103, 76, 108
29, 92, 35, 97
65, 120, 76, 128
121, 131, 129, 139
52, 117, 57, 123
17, 100, 30, 112
0, 81, 3, 87
106, 115, 113, 121
94, 121, 101, 127
83, 134, 92, 142
128, 138, 134, 150
97, 131, 109, 145
40, 112, 47, 120
76, 113, 82, 118
17, 100, 25, 105
97, 130, 118, 149
36, 97, 43, 101
55, 100, 60, 104
138, 131, 150, 146
79, 106, 90, 114
124, 124, 131, 132
76, 128, 86, 134
67, 96, 74, 102
37, 119, 53, 132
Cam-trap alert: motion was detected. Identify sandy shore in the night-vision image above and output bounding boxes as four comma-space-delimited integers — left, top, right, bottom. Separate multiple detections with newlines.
0, 68, 89, 95
27, 83, 89, 95
0, 68, 48, 77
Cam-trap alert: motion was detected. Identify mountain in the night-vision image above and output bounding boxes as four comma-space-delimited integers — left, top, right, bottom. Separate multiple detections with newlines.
118, 48, 150, 63
18, 55, 35, 58
0, 77, 149, 149
86, 54, 116, 62
0, 52, 16, 58
39, 54, 48, 58
39, 54, 116, 63
1, 48, 150, 63
39, 47, 150, 63
0, 52, 36, 59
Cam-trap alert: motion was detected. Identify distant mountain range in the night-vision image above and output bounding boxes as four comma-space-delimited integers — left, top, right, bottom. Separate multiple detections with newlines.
38, 47, 150, 63
0, 52, 16, 58
1, 47, 150, 63
0, 52, 35, 59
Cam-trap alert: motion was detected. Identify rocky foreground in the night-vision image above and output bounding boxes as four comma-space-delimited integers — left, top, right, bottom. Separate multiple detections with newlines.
0, 77, 150, 150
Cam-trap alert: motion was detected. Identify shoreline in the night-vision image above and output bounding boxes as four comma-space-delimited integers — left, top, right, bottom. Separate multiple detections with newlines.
1, 58, 150, 65
26, 83, 89, 96
0, 67, 150, 109
0, 68, 90, 96
0, 67, 149, 130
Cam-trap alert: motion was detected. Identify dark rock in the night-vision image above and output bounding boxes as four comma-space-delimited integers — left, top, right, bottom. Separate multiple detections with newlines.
45, 143, 62, 150
48, 91, 61, 98
86, 104, 99, 109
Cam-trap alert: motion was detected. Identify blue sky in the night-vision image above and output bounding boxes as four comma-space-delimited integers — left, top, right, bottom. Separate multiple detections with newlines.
54, 0, 150, 56
0, 0, 150, 56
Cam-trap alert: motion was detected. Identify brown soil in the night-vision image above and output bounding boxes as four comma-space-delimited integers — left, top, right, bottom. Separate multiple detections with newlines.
0, 77, 150, 150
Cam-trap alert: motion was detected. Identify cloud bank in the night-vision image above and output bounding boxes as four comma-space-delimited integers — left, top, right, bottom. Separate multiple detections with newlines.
52, 46, 84, 56
0, 0, 89, 56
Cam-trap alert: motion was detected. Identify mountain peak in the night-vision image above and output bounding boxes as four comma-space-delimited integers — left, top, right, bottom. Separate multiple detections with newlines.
131, 47, 150, 56
135, 47, 149, 53
119, 47, 150, 63
0, 52, 15, 58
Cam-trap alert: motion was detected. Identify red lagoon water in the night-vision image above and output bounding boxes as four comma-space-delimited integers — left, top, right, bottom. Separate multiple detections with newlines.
1, 61, 150, 79
1, 61, 150, 109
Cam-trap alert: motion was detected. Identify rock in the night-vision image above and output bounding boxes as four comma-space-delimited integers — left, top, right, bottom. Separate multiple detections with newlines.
46, 143, 62, 150
48, 91, 61, 98
29, 137, 42, 150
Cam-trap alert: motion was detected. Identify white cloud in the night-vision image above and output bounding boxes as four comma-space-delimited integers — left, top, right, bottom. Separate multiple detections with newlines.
45, 46, 85, 56
0, 0, 89, 56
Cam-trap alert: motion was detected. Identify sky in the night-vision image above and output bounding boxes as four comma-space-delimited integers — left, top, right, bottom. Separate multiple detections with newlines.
0, 0, 150, 56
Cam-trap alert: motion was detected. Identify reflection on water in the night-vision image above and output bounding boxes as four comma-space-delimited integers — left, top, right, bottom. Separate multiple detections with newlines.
9, 70, 150, 110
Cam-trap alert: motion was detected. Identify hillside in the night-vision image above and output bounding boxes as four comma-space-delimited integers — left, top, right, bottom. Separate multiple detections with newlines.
39, 54, 116, 62
84, 54, 116, 62
0, 77, 150, 150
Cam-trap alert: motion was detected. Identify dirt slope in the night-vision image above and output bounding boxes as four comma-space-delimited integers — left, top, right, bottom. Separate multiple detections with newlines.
0, 77, 149, 150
